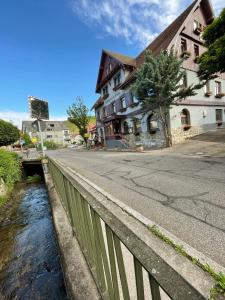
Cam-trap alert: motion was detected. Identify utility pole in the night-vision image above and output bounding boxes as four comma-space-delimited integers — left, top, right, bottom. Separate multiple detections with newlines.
37, 119, 45, 157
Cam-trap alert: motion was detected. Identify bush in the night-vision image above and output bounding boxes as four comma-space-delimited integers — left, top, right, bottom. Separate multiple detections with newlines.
0, 149, 21, 190
0, 119, 20, 146
43, 140, 58, 150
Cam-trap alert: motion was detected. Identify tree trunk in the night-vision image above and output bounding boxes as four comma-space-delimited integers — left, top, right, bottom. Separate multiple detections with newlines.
159, 106, 172, 147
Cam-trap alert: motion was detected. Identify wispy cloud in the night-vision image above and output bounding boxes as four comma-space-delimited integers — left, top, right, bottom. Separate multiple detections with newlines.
70, 0, 223, 47
0, 111, 67, 129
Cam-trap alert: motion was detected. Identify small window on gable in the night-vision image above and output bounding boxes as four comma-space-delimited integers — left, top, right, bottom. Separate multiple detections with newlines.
181, 38, 187, 53
114, 72, 121, 87
121, 96, 126, 109
193, 20, 198, 30
103, 85, 108, 96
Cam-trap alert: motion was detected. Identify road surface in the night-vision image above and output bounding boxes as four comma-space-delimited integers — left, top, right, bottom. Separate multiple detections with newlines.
47, 133, 225, 267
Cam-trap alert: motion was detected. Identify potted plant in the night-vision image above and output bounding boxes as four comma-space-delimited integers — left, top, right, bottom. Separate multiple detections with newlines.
215, 93, 225, 98
183, 124, 192, 131
180, 50, 191, 59
205, 91, 212, 97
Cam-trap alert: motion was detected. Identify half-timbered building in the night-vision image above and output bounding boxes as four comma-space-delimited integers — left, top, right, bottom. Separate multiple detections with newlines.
92, 0, 225, 148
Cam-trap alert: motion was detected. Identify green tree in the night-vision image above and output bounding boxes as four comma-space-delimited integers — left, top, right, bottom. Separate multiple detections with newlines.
132, 49, 203, 147
67, 97, 90, 145
22, 133, 32, 145
0, 120, 20, 146
198, 8, 225, 80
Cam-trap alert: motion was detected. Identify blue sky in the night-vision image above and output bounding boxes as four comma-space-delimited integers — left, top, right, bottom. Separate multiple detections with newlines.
0, 0, 223, 127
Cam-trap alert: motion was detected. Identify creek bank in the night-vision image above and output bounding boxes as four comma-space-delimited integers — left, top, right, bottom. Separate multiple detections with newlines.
0, 182, 67, 300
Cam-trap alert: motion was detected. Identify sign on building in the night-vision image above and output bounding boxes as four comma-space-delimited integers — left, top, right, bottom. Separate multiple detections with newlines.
28, 96, 49, 120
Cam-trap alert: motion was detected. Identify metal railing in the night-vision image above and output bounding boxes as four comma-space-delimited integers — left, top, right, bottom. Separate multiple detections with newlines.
48, 159, 206, 300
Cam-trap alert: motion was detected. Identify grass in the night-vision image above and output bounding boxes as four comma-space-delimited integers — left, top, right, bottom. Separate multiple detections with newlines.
26, 174, 42, 184
148, 225, 225, 300
0, 195, 7, 207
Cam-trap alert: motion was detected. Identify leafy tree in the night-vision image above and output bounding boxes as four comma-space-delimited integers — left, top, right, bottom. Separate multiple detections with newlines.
0, 120, 20, 146
132, 49, 203, 147
67, 97, 90, 145
198, 8, 225, 80
21, 133, 32, 145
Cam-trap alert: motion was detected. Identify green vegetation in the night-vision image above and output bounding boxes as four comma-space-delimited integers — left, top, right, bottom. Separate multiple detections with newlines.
43, 140, 58, 150
0, 119, 20, 146
132, 49, 203, 147
67, 97, 91, 144
149, 225, 225, 299
26, 174, 42, 184
198, 8, 225, 81
0, 149, 21, 205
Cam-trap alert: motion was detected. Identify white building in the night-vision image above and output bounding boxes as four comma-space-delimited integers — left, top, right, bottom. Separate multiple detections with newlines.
92, 0, 225, 149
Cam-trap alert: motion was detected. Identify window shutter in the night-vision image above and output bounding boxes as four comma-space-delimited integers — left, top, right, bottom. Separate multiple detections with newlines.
125, 92, 133, 106
115, 99, 122, 112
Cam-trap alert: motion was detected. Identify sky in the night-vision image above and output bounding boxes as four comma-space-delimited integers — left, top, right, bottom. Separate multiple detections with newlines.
0, 0, 223, 128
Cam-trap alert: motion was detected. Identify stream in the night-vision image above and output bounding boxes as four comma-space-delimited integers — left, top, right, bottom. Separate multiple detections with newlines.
0, 183, 67, 300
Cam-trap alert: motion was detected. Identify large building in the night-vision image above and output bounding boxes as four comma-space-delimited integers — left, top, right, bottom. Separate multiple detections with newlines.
92, 0, 225, 149
22, 120, 71, 146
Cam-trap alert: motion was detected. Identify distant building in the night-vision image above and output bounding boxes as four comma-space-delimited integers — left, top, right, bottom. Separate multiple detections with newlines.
92, 0, 225, 149
22, 120, 71, 146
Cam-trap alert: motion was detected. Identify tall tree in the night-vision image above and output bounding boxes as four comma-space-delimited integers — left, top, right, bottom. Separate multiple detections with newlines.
67, 97, 90, 145
198, 8, 225, 80
0, 120, 20, 146
132, 49, 203, 147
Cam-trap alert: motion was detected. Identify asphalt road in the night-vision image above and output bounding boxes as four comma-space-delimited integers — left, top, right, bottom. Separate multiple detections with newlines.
47, 134, 225, 267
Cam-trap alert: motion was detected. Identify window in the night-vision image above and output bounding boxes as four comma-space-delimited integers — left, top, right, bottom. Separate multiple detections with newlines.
46, 135, 52, 138
114, 73, 121, 87
180, 73, 188, 88
181, 38, 187, 53
112, 102, 116, 113
103, 107, 106, 117
216, 109, 223, 125
193, 20, 198, 30
133, 118, 141, 135
50, 124, 54, 127
121, 96, 126, 109
204, 81, 211, 95
123, 121, 129, 134
194, 44, 199, 58
215, 81, 222, 95
180, 109, 191, 130
147, 114, 157, 134
47, 128, 52, 131
103, 85, 108, 96
97, 111, 100, 121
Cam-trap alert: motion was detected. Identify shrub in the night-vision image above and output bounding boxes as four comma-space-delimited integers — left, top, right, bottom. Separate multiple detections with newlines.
0, 149, 21, 190
0, 119, 20, 146
43, 140, 58, 150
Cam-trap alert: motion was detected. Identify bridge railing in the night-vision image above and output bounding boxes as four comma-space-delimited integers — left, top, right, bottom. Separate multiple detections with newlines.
48, 158, 209, 300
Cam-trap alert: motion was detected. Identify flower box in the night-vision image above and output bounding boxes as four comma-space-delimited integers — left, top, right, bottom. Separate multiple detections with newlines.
183, 124, 192, 131
130, 102, 139, 108
194, 27, 202, 35
180, 51, 191, 59
205, 91, 212, 97
215, 93, 225, 99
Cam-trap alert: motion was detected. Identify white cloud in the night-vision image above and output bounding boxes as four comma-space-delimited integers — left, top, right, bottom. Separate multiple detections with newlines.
70, 0, 189, 47
71, 0, 223, 47
0, 111, 67, 129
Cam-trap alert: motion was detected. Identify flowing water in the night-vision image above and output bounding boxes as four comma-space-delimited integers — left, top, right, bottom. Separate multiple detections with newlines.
0, 183, 67, 300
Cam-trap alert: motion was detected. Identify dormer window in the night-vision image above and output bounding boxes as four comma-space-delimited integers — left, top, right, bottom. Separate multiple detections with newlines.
114, 72, 121, 87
